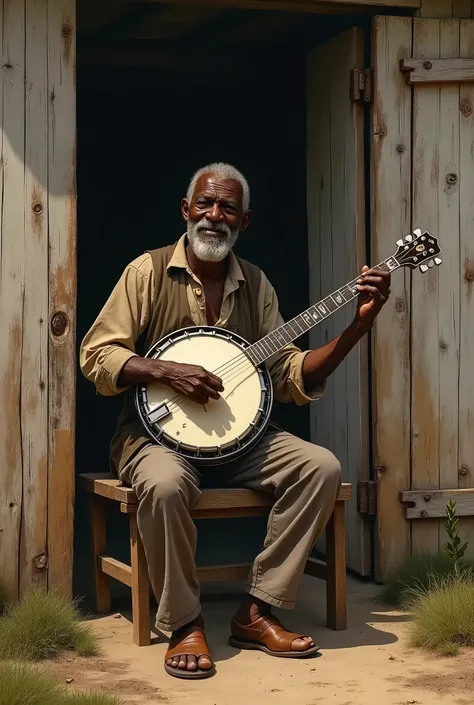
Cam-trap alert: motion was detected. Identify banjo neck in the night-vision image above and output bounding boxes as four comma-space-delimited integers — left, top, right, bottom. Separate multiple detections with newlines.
246, 256, 399, 366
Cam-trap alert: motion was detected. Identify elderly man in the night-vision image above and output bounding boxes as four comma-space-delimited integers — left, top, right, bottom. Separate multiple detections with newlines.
80, 162, 390, 680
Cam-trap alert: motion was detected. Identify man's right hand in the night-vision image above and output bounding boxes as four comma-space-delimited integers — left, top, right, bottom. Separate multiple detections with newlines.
158, 361, 224, 405
118, 357, 224, 406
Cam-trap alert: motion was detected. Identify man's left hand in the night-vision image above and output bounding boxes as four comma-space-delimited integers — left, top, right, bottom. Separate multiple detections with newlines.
354, 265, 391, 329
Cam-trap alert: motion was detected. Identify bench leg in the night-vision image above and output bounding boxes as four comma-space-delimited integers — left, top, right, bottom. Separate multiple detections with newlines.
90, 496, 111, 614
326, 500, 347, 631
129, 514, 151, 646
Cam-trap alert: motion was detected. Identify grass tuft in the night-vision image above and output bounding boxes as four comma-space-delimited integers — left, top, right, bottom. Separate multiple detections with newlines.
66, 693, 124, 705
405, 570, 474, 656
0, 588, 100, 661
379, 552, 461, 606
0, 661, 64, 705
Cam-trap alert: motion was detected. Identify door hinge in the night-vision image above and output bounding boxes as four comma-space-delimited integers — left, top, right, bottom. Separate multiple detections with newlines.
357, 480, 377, 516
350, 68, 373, 104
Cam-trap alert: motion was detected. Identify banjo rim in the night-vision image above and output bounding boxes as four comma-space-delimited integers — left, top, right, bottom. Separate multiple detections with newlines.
134, 325, 273, 466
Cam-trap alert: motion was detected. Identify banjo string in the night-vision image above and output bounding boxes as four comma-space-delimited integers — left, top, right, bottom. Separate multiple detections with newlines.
166, 357, 256, 413
158, 253, 412, 413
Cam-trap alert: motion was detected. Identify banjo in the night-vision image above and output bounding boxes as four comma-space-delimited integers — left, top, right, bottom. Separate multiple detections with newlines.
135, 229, 442, 466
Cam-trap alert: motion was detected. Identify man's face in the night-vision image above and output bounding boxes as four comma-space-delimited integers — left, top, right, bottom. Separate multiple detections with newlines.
182, 173, 250, 263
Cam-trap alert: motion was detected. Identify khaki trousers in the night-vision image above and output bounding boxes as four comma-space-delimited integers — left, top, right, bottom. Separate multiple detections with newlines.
120, 428, 342, 632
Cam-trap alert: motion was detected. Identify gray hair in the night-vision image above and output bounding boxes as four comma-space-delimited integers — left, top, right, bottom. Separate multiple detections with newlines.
186, 162, 250, 211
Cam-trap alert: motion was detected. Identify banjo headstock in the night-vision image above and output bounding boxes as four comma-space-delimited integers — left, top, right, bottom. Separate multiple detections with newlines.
392, 228, 442, 272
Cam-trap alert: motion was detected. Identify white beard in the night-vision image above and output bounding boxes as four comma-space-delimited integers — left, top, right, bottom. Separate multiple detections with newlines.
187, 217, 239, 262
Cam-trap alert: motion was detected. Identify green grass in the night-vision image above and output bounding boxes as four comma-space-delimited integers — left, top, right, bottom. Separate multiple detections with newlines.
66, 693, 123, 705
404, 570, 474, 656
0, 662, 123, 705
0, 661, 64, 705
379, 552, 463, 606
0, 588, 100, 661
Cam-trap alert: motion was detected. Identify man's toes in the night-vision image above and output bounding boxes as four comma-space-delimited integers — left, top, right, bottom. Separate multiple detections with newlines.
178, 655, 187, 670
198, 655, 212, 670
186, 656, 198, 671
170, 657, 179, 668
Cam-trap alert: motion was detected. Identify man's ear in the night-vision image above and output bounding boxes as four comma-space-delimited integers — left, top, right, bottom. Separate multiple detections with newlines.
240, 210, 252, 232
181, 198, 190, 222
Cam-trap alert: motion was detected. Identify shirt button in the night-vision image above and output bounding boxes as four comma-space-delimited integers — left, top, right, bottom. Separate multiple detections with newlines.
195, 288, 202, 296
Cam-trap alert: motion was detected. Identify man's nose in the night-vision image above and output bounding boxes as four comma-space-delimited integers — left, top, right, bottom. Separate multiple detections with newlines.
206, 203, 223, 221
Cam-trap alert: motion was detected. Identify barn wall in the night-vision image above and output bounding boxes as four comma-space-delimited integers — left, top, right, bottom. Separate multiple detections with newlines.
0, 0, 76, 600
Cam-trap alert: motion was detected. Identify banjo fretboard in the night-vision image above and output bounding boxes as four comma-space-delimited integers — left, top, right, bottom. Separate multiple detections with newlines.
247, 257, 398, 366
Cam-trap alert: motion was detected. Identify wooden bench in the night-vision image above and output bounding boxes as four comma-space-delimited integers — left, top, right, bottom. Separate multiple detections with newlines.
79, 472, 352, 646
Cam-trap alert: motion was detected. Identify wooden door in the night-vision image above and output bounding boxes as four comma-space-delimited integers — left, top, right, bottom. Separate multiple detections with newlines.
372, 15, 474, 580
307, 27, 371, 576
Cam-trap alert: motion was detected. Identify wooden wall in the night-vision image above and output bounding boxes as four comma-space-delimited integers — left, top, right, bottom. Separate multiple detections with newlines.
372, 15, 474, 578
419, 0, 474, 17
0, 0, 76, 600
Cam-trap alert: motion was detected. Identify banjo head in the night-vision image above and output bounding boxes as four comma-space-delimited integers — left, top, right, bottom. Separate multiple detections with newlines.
135, 326, 273, 465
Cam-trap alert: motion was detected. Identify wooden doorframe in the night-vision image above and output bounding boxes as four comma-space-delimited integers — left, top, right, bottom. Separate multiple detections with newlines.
140, 0, 421, 13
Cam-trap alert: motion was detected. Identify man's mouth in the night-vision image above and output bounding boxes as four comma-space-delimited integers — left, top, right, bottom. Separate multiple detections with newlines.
198, 228, 225, 237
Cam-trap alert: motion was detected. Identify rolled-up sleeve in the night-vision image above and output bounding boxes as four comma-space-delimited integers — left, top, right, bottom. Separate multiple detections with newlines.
79, 254, 153, 396
259, 274, 325, 405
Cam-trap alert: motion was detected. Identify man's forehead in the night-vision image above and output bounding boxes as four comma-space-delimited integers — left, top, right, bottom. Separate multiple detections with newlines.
193, 173, 243, 200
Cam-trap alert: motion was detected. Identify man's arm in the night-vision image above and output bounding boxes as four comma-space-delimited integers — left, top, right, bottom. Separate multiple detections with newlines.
301, 265, 391, 393
260, 265, 391, 403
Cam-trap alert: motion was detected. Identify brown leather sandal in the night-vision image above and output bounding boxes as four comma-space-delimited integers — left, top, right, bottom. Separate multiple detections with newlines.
164, 625, 216, 679
229, 615, 320, 658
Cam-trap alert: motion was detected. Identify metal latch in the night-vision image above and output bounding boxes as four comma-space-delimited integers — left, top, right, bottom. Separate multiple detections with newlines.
350, 68, 374, 104
357, 480, 377, 516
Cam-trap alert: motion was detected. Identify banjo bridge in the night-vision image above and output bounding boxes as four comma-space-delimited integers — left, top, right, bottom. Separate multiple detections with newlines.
146, 402, 171, 425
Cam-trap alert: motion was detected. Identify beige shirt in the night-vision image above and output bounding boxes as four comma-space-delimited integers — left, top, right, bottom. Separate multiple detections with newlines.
80, 235, 324, 406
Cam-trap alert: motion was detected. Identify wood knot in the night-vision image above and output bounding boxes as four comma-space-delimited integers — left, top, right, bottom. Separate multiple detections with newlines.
423, 61, 432, 70
396, 144, 405, 154
50, 311, 69, 337
33, 202, 42, 214
420, 509, 429, 517
61, 24, 73, 38
459, 466, 470, 477
423, 493, 432, 502
460, 100, 472, 117
34, 553, 48, 570
395, 298, 406, 313
439, 340, 448, 350
9, 502, 15, 509
2, 63, 13, 72
446, 173, 458, 186
464, 259, 474, 284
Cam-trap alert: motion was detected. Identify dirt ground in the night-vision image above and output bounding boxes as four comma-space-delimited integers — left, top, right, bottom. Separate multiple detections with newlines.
47, 576, 474, 705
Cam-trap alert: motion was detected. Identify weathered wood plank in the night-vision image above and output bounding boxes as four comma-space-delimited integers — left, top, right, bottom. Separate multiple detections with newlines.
371, 16, 413, 580
99, 556, 132, 588
307, 29, 368, 576
458, 19, 474, 556
411, 18, 442, 556
400, 57, 474, 83
20, 0, 50, 595
437, 19, 461, 549
453, 0, 473, 18
0, 0, 26, 600
419, 0, 454, 16
401, 489, 474, 518
47, 0, 77, 598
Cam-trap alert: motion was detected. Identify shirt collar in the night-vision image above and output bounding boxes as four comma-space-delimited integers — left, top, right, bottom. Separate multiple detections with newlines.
166, 233, 246, 287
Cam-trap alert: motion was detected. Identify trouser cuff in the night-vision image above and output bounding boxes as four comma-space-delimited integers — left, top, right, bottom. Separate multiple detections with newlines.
245, 584, 295, 610
155, 603, 201, 632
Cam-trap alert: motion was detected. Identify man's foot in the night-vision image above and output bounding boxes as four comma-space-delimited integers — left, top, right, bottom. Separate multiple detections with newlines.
164, 615, 215, 679
229, 596, 319, 658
